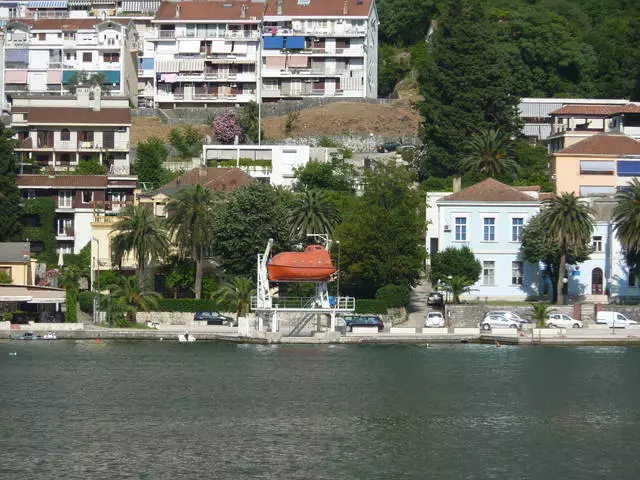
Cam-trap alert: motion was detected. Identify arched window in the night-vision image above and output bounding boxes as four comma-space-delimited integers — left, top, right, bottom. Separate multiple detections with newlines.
60, 128, 70, 141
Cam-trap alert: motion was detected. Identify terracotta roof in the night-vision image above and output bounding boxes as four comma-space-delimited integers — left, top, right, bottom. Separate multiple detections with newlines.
155, 1, 265, 21
514, 186, 540, 192
13, 107, 131, 126
14, 19, 126, 31
539, 192, 555, 201
550, 105, 621, 116
264, 0, 373, 16
152, 167, 252, 195
0, 242, 31, 263
17, 175, 108, 188
557, 134, 640, 156
440, 178, 538, 203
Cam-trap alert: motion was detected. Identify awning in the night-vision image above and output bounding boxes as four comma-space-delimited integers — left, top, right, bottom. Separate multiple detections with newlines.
617, 160, 640, 176
156, 60, 179, 73
5, 49, 29, 63
5, 70, 28, 83
179, 59, 204, 71
120, 0, 159, 12
67, 0, 90, 5
289, 55, 309, 68
210, 39, 232, 54
263, 36, 284, 50
285, 36, 305, 49
140, 57, 154, 69
27, 0, 68, 8
178, 39, 201, 54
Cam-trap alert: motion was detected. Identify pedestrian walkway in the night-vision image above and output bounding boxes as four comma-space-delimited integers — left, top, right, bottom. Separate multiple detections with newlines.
406, 280, 431, 328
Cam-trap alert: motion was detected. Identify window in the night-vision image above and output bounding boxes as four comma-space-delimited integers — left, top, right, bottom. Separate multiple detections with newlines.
63, 32, 75, 41
38, 33, 45, 41
110, 192, 127, 212
103, 52, 120, 63
82, 191, 94, 204
483, 261, 495, 286
454, 217, 467, 241
82, 52, 92, 62
65, 52, 76, 61
483, 217, 495, 242
511, 261, 523, 285
56, 218, 73, 236
24, 189, 36, 200
511, 218, 524, 242
60, 128, 70, 141
58, 190, 73, 208
592, 236, 603, 252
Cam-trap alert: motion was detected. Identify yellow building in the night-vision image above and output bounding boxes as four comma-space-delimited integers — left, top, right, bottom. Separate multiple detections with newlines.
0, 242, 37, 285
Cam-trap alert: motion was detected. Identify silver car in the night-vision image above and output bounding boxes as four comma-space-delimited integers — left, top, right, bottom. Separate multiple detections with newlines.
480, 314, 521, 331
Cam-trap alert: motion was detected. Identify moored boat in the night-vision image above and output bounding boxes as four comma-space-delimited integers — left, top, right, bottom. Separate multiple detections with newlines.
268, 245, 336, 282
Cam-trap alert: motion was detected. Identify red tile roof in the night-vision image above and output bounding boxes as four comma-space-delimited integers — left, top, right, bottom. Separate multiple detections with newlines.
556, 134, 640, 156
13, 107, 131, 126
155, 1, 266, 21
440, 178, 538, 203
514, 186, 541, 192
264, 0, 374, 16
17, 175, 108, 188
153, 167, 252, 194
550, 103, 640, 116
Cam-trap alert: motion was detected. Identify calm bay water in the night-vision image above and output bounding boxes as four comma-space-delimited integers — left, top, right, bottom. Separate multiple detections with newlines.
1, 341, 639, 479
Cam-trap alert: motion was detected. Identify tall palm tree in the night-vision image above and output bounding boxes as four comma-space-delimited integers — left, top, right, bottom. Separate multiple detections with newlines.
459, 128, 518, 178
613, 178, 640, 282
290, 190, 339, 239
111, 205, 170, 287
106, 276, 161, 325
538, 193, 594, 305
214, 276, 255, 319
166, 185, 218, 299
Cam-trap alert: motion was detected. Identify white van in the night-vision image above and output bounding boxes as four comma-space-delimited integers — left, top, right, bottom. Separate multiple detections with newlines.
596, 311, 638, 328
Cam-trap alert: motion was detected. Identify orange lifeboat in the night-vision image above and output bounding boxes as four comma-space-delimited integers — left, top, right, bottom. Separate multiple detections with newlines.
268, 245, 336, 282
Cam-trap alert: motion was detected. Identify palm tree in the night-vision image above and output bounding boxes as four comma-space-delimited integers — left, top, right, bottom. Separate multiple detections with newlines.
166, 185, 218, 299
458, 128, 518, 178
214, 276, 255, 319
538, 193, 594, 305
530, 303, 555, 328
111, 205, 170, 287
106, 276, 161, 325
290, 190, 339, 239
612, 178, 640, 281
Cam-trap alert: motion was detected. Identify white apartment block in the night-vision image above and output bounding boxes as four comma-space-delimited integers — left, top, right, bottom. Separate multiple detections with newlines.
261, 0, 378, 101
11, 86, 132, 174
1, 17, 139, 108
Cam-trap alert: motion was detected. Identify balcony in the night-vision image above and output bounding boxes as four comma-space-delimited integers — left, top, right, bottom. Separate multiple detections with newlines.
158, 30, 176, 39
182, 30, 259, 40
78, 141, 101, 150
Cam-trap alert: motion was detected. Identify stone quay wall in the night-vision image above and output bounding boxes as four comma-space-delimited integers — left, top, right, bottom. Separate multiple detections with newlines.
443, 305, 576, 328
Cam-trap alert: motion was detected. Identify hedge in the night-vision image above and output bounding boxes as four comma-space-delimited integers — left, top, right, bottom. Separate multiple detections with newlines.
79, 291, 93, 314
151, 298, 222, 312
355, 299, 388, 314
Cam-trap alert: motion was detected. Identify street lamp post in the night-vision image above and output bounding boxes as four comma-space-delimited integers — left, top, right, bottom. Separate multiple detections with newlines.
336, 240, 341, 301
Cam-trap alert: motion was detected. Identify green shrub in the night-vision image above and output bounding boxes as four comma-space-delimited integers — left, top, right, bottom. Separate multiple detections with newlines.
78, 291, 93, 314
375, 284, 411, 308
355, 299, 388, 314
151, 298, 222, 312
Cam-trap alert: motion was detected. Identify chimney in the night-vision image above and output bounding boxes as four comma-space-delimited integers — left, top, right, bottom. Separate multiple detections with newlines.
240, 4, 247, 18
453, 176, 462, 193
91, 86, 102, 112
343, 0, 349, 15
276, 0, 283, 16
175, 5, 181, 18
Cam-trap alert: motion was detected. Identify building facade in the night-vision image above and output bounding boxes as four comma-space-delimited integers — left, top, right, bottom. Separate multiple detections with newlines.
11, 87, 132, 174
1, 18, 139, 107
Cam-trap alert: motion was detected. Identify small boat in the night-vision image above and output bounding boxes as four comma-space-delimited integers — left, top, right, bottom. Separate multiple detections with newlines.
42, 331, 57, 340
268, 245, 336, 282
178, 332, 196, 342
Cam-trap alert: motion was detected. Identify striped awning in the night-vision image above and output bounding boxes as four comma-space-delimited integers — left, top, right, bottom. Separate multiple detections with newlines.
68, 0, 90, 5
120, 0, 159, 12
27, 0, 68, 8
179, 59, 204, 71
156, 60, 179, 73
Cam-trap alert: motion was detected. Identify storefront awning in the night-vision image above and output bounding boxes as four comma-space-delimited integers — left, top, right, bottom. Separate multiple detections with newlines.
27, 0, 68, 8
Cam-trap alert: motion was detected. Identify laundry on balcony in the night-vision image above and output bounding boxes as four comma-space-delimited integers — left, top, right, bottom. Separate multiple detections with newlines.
160, 73, 178, 83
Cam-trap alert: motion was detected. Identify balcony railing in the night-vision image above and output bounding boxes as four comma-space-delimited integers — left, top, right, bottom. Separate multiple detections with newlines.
159, 30, 176, 39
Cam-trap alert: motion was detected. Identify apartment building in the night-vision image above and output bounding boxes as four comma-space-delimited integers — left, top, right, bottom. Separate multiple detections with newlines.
261, 0, 378, 100
11, 86, 132, 173
1, 17, 138, 107
148, 1, 263, 108
17, 173, 137, 256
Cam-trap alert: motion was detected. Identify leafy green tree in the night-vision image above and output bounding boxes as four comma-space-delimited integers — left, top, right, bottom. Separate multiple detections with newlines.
74, 158, 107, 175
166, 185, 218, 299
105, 276, 161, 325
59, 264, 83, 323
66, 72, 109, 94
0, 271, 12, 284
214, 276, 254, 319
159, 256, 195, 298
375, 284, 411, 308
213, 184, 292, 276
290, 190, 339, 239
168, 125, 204, 159
378, 0, 438, 46
378, 44, 409, 97
419, 0, 520, 177
0, 123, 21, 242
531, 303, 556, 328
612, 178, 640, 279
133, 137, 174, 190
111, 205, 170, 287
293, 155, 357, 193
459, 128, 518, 178
512, 142, 553, 191
523, 196, 594, 305
333, 162, 426, 297
430, 246, 482, 303
239, 101, 263, 143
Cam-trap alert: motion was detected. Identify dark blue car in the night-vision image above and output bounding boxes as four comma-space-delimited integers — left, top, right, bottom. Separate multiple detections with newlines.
343, 315, 384, 332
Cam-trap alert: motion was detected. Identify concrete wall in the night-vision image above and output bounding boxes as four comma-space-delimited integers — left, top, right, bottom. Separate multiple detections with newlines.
0, 322, 84, 330
444, 304, 575, 327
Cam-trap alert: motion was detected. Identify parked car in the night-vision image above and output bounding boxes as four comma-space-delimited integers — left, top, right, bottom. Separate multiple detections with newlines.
546, 314, 583, 329
484, 311, 530, 324
425, 312, 445, 328
377, 141, 400, 153
427, 292, 444, 307
193, 311, 234, 326
480, 314, 521, 331
344, 315, 384, 332
596, 311, 638, 328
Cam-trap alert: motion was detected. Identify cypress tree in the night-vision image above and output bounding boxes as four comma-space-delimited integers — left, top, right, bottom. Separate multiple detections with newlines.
0, 123, 22, 241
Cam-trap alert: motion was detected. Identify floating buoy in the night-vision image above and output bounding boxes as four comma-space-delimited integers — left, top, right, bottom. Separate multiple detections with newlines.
95, 338, 101, 344
8, 352, 17, 356
495, 341, 501, 348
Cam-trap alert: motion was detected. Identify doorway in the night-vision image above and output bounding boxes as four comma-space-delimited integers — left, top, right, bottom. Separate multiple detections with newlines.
591, 268, 603, 295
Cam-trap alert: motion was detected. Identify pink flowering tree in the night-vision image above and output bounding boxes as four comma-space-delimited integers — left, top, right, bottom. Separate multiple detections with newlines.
213, 109, 245, 144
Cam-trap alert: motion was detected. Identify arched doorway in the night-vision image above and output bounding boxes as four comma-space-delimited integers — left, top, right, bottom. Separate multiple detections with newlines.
592, 268, 603, 295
